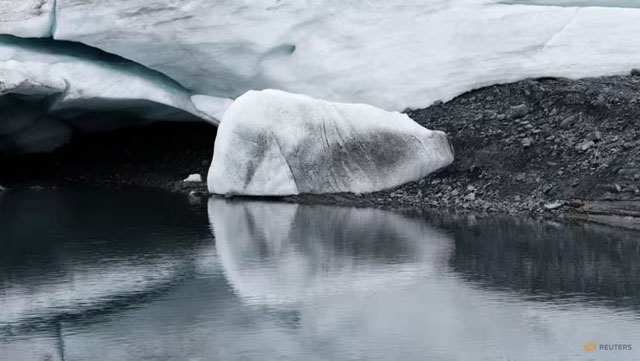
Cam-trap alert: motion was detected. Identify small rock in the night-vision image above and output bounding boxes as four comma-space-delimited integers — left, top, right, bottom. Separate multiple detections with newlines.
418, 179, 426, 186
510, 104, 529, 119
0, 185, 5, 192
631, 68, 640, 77
465, 193, 476, 201
521, 138, 532, 148
587, 131, 602, 142
467, 185, 477, 192
544, 202, 564, 211
183, 173, 203, 183
576, 140, 595, 151
432, 100, 443, 106
559, 115, 576, 129
615, 183, 622, 193
450, 189, 460, 196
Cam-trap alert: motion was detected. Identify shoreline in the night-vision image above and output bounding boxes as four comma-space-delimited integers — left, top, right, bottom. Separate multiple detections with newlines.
2, 74, 640, 231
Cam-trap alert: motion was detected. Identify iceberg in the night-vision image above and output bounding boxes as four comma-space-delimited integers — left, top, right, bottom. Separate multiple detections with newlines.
208, 89, 454, 196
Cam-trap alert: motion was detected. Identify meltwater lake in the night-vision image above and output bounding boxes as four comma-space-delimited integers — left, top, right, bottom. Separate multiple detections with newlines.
1, 188, 640, 361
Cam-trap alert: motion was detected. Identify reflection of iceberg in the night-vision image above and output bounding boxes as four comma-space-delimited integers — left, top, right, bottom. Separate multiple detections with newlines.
208, 199, 454, 305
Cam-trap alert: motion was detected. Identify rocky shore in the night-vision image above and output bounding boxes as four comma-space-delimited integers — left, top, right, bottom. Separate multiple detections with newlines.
292, 73, 640, 230
2, 74, 640, 230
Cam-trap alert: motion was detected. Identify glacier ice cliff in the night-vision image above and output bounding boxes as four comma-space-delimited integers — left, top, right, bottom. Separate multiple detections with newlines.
1, 0, 640, 152
208, 90, 454, 195
0, 35, 230, 152
43, 0, 640, 109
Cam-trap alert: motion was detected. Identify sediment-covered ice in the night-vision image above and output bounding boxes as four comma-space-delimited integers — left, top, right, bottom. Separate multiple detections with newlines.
208, 90, 454, 196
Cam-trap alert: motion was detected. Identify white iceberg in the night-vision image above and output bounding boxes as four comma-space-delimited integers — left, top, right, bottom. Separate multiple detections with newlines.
208, 90, 454, 196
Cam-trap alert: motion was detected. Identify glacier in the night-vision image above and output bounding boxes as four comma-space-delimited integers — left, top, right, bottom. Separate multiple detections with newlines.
0, 35, 230, 152
1, 0, 640, 152
208, 89, 454, 195
47, 0, 640, 110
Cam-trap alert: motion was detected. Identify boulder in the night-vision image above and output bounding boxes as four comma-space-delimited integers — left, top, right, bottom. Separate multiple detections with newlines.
207, 90, 454, 196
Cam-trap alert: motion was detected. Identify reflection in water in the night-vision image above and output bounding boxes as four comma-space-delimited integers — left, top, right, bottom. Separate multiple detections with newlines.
1, 191, 640, 361
441, 215, 640, 306
0, 188, 213, 331
209, 199, 453, 305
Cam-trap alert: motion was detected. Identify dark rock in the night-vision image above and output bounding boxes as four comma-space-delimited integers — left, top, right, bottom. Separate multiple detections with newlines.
631, 69, 640, 76
576, 140, 595, 151
510, 104, 529, 119
559, 115, 576, 129
587, 130, 602, 142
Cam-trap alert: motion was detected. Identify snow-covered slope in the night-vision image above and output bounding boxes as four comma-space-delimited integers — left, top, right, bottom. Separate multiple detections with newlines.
48, 0, 640, 110
208, 90, 454, 195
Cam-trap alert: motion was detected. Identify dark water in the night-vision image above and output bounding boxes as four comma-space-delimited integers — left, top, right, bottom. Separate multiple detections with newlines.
1, 189, 640, 361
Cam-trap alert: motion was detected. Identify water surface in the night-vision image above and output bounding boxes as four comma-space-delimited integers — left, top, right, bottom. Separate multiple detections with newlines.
1, 188, 640, 360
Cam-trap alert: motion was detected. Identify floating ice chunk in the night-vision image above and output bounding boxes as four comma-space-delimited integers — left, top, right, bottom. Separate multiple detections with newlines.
208, 90, 454, 196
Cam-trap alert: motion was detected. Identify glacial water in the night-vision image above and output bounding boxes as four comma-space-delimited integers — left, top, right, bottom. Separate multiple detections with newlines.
1, 188, 640, 361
